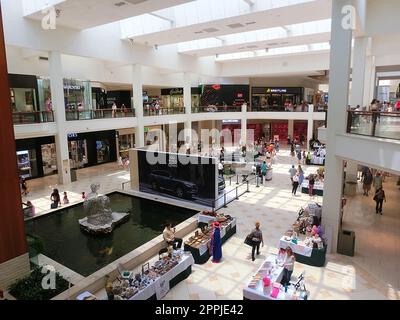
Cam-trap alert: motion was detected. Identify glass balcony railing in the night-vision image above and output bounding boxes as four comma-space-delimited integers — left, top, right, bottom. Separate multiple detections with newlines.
247, 105, 313, 112
143, 107, 185, 116
13, 111, 54, 124
347, 111, 400, 141
192, 105, 242, 113
65, 108, 135, 121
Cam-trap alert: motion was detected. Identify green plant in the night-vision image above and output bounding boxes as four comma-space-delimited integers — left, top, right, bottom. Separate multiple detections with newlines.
8, 267, 71, 300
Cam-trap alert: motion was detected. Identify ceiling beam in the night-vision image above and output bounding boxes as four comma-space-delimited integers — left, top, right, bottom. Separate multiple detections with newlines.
149, 13, 174, 25
242, 0, 255, 6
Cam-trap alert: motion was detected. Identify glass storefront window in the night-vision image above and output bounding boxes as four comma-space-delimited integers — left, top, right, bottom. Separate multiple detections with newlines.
10, 88, 37, 112
38, 78, 52, 112
41, 143, 57, 176
69, 140, 88, 169
96, 140, 110, 163
17, 149, 38, 178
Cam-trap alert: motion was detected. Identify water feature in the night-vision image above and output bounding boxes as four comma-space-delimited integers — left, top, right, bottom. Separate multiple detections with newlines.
25, 192, 197, 277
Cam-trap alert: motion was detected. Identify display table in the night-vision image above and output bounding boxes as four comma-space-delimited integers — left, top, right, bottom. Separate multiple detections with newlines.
310, 155, 325, 165
184, 218, 237, 264
130, 253, 194, 300
243, 255, 306, 300
279, 237, 326, 267
301, 181, 324, 196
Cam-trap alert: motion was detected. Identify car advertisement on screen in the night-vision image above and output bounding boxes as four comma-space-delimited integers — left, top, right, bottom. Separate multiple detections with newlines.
137, 150, 220, 207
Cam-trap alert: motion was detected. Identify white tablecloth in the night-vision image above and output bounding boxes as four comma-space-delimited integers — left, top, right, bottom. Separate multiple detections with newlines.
130, 253, 194, 300
301, 181, 324, 191
198, 214, 216, 224
279, 237, 313, 257
243, 255, 286, 300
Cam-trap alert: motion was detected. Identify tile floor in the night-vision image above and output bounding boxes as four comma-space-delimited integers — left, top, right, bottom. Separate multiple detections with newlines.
22, 150, 400, 300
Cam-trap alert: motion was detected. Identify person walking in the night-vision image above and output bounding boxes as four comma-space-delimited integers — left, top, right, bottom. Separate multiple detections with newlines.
373, 172, 383, 191
308, 174, 315, 197
292, 173, 299, 196
298, 165, 305, 188
111, 102, 117, 118
20, 177, 29, 196
248, 222, 264, 261
260, 161, 267, 184
296, 150, 302, 164
288, 165, 297, 182
362, 168, 373, 196
373, 187, 386, 215
280, 247, 295, 287
218, 161, 224, 177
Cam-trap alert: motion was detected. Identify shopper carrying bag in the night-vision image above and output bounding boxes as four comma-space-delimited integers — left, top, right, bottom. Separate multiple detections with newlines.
248, 222, 264, 261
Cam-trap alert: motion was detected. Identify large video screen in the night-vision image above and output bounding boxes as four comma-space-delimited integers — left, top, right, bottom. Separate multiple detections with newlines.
137, 150, 218, 207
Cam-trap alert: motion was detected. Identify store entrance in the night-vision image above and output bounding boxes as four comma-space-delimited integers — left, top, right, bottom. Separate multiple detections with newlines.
69, 140, 88, 169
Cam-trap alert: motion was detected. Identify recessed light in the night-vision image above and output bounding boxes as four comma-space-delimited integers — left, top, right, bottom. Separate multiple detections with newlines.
114, 2, 127, 7
245, 21, 256, 25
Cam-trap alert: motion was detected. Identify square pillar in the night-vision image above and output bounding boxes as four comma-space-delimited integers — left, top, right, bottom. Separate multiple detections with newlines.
49, 51, 71, 185
322, 0, 354, 253
132, 64, 144, 147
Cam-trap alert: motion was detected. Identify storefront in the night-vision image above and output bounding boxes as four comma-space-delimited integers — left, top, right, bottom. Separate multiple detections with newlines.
161, 88, 184, 110
9, 74, 40, 113
251, 87, 304, 111
91, 87, 107, 109
270, 120, 308, 142
106, 90, 132, 108
67, 130, 117, 169
64, 79, 92, 111
199, 84, 249, 109
16, 136, 57, 179
117, 128, 135, 158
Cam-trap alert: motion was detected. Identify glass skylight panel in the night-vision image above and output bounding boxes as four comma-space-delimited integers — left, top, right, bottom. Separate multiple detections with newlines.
120, 0, 315, 39
215, 41, 330, 61
178, 19, 331, 53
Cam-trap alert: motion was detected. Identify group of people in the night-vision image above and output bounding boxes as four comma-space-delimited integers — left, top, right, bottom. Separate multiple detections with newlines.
361, 168, 387, 215
111, 103, 130, 118
50, 189, 70, 209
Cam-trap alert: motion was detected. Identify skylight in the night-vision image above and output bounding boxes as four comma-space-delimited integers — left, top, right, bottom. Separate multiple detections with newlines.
178, 19, 331, 54
215, 41, 331, 61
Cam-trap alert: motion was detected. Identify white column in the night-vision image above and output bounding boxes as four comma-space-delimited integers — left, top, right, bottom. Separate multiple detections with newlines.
132, 64, 144, 147
241, 103, 247, 146
288, 120, 294, 139
363, 55, 376, 109
307, 119, 314, 150
322, 0, 353, 253
183, 73, 192, 115
49, 51, 71, 185
350, 37, 368, 107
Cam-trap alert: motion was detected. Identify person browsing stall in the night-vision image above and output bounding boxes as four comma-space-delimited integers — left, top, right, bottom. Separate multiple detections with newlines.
280, 247, 295, 286
163, 223, 183, 250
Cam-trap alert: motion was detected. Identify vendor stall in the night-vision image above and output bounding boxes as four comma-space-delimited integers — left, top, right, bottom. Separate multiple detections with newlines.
99, 250, 194, 300
243, 255, 308, 300
184, 216, 237, 264
301, 181, 324, 196
279, 236, 326, 267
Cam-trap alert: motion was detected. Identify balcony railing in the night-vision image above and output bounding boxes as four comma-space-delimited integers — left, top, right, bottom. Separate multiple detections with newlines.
247, 105, 311, 112
143, 107, 185, 116
192, 105, 242, 113
66, 108, 135, 121
13, 111, 54, 124
347, 111, 400, 141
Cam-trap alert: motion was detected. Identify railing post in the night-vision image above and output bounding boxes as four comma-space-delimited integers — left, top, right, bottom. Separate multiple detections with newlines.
229, 176, 232, 186
236, 174, 239, 185
256, 175, 259, 188
236, 187, 239, 200
372, 112, 377, 137
223, 194, 227, 208
346, 111, 352, 133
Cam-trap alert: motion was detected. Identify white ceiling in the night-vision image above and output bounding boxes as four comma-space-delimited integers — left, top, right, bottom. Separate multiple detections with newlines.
24, 0, 194, 30
125, 0, 332, 46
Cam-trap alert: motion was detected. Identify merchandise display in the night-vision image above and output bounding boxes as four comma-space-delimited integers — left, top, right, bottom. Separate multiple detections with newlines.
106, 250, 194, 300
243, 255, 308, 300
280, 204, 327, 267
301, 180, 324, 196
184, 215, 236, 264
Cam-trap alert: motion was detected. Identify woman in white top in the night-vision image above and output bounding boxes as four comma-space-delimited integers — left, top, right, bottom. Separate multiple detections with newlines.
280, 247, 295, 286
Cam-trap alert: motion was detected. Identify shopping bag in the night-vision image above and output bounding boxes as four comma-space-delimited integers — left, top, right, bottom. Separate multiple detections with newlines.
244, 235, 253, 247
